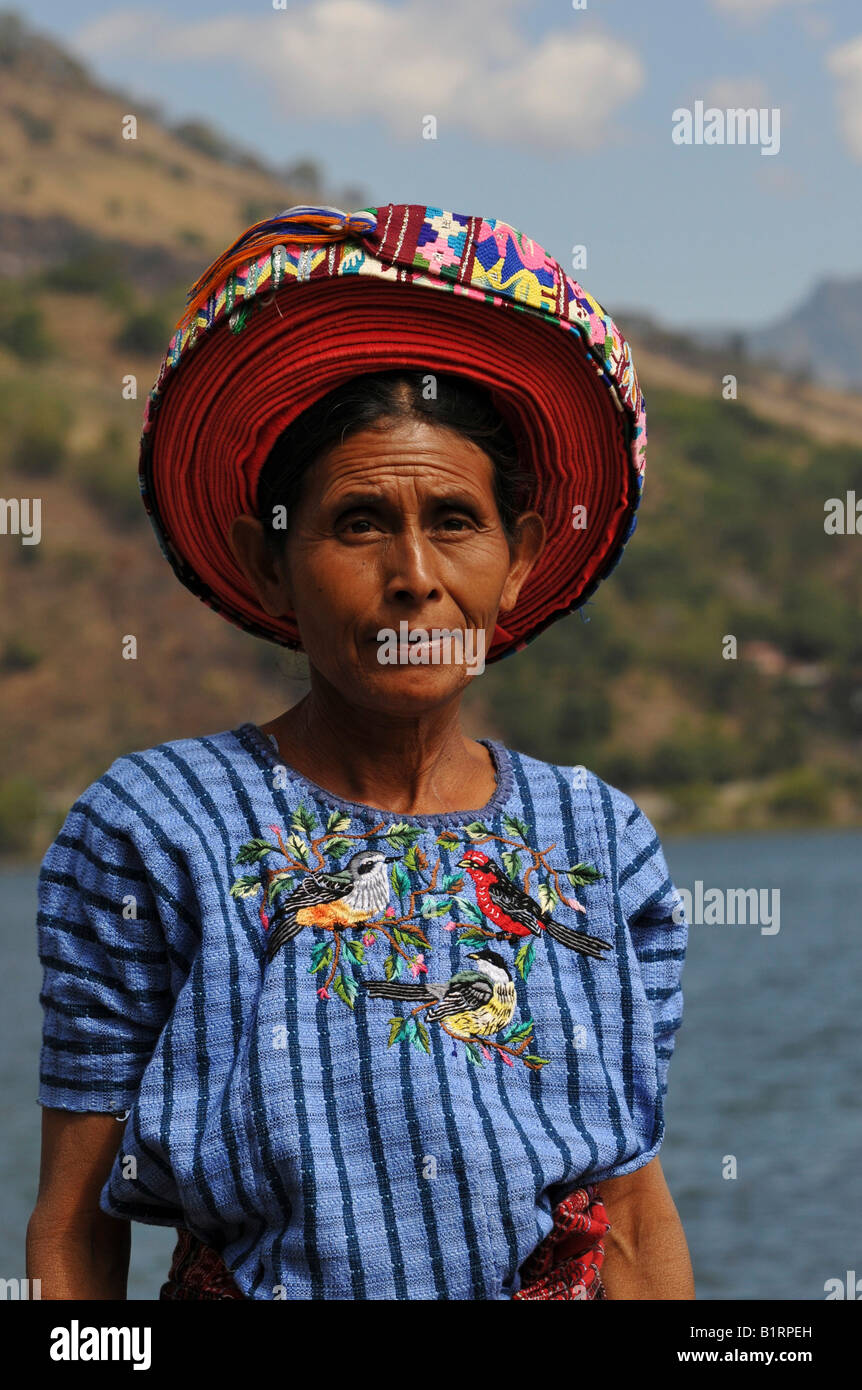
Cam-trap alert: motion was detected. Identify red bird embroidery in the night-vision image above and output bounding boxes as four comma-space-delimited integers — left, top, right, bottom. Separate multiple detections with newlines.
456, 850, 612, 960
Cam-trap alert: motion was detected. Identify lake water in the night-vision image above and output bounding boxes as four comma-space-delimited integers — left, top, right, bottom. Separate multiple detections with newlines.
2, 826, 860, 1300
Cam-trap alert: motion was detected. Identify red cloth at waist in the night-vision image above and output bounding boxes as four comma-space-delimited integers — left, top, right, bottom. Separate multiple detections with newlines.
159, 1183, 610, 1301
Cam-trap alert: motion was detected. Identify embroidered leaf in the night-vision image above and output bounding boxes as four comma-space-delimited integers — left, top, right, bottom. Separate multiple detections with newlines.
286, 833, 311, 866
344, 939, 365, 965
384, 822, 424, 850
522, 1054, 551, 1070
537, 880, 560, 915
384, 952, 404, 981
332, 971, 357, 1009
390, 860, 412, 902
421, 896, 452, 918
323, 837, 353, 861
564, 863, 604, 887
456, 929, 493, 948
309, 943, 333, 975
515, 938, 537, 980
502, 813, 530, 841
291, 803, 317, 836
230, 875, 262, 900
464, 821, 490, 842
393, 926, 430, 949
234, 838, 277, 866
403, 845, 428, 873
325, 810, 352, 834
441, 871, 464, 891
265, 872, 300, 906
405, 1019, 428, 1053
499, 1017, 534, 1045
452, 896, 484, 926
502, 849, 522, 881
464, 1040, 484, 1066
387, 1017, 406, 1048
264, 872, 294, 906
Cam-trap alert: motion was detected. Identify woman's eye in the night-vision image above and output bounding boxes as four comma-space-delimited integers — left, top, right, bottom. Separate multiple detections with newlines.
339, 514, 474, 534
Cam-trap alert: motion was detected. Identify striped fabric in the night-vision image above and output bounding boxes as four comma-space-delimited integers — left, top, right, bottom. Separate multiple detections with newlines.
35, 724, 687, 1300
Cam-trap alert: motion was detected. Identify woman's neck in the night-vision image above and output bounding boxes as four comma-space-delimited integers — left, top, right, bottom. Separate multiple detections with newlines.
258, 689, 497, 816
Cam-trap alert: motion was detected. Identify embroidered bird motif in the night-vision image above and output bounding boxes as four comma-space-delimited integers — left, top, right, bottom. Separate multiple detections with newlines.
363, 948, 517, 1038
456, 850, 612, 960
266, 848, 400, 963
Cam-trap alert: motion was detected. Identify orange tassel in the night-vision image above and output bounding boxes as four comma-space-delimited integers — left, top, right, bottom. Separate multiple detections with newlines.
173, 208, 375, 334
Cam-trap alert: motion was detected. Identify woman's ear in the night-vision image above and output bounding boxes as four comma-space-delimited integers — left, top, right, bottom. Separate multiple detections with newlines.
228, 514, 293, 617
498, 510, 546, 616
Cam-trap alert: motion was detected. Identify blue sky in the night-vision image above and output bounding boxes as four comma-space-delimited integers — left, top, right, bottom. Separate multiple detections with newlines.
24, 0, 862, 332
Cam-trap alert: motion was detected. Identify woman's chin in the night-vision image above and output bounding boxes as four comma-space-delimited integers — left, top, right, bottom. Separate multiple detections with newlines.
348, 658, 471, 708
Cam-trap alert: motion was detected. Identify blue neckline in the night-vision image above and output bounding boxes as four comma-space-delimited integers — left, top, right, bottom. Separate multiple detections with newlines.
235, 722, 514, 826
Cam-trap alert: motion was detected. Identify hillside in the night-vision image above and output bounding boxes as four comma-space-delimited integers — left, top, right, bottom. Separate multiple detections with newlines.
0, 9, 363, 284
1, 10, 860, 860
744, 276, 862, 393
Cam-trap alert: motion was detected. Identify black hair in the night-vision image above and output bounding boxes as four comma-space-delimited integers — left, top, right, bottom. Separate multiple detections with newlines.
255, 369, 535, 556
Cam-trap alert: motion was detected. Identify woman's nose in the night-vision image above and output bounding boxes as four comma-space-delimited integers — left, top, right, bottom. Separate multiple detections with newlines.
381, 526, 442, 600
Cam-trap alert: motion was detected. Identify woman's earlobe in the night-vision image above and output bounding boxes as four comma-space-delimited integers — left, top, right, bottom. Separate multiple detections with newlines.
229, 514, 293, 617
500, 512, 546, 613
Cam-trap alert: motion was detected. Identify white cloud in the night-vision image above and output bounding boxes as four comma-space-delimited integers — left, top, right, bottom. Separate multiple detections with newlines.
827, 34, 862, 161
74, 0, 645, 152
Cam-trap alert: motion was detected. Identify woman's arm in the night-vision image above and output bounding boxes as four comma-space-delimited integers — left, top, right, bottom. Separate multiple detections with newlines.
26, 1109, 132, 1299
595, 1154, 695, 1299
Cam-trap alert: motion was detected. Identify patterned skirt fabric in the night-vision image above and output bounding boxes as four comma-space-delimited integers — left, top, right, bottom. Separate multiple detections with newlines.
159, 1228, 246, 1301
511, 1184, 610, 1300
159, 1184, 610, 1301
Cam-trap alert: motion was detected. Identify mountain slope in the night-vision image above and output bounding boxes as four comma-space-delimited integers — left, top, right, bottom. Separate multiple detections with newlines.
1, 10, 860, 858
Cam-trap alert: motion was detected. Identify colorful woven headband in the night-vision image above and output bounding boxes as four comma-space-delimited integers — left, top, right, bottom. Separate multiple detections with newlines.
138, 202, 646, 663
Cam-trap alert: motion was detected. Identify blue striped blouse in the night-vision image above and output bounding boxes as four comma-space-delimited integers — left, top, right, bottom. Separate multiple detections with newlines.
35, 723, 688, 1300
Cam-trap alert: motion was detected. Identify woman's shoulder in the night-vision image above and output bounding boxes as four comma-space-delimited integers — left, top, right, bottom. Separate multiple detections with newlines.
74, 726, 250, 811
500, 743, 671, 900
44, 728, 255, 867
502, 741, 650, 835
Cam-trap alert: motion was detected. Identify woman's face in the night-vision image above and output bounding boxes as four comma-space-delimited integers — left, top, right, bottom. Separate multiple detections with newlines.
231, 417, 545, 715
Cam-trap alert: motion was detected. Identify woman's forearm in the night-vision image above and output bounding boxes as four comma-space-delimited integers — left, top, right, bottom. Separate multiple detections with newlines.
26, 1207, 131, 1300
597, 1157, 696, 1299
600, 1196, 695, 1299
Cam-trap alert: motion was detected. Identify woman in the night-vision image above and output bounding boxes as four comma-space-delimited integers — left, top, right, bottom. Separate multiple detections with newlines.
27, 204, 694, 1300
